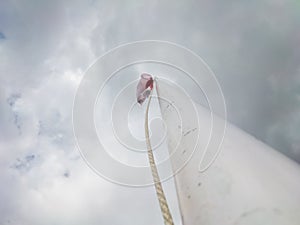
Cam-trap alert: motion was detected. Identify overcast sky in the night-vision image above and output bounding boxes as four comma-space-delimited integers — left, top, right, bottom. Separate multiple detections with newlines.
0, 0, 300, 224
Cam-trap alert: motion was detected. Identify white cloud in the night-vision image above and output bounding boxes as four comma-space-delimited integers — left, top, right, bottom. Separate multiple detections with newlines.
0, 0, 300, 224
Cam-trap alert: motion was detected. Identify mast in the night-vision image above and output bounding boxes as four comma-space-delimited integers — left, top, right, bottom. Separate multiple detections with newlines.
156, 79, 300, 225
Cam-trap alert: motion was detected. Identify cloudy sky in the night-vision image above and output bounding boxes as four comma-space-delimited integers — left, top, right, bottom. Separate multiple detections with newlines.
0, 0, 300, 224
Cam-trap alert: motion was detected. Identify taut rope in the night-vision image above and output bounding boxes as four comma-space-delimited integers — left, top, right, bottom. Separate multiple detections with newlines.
144, 91, 175, 225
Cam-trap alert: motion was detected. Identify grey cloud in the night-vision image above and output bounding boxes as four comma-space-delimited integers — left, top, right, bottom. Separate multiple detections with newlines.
0, 32, 5, 39
0, 0, 300, 224
88, 0, 300, 161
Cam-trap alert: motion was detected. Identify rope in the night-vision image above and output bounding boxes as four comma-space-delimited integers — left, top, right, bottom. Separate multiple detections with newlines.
145, 91, 175, 225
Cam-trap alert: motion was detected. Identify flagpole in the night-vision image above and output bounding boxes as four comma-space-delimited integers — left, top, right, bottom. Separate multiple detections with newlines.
144, 87, 175, 225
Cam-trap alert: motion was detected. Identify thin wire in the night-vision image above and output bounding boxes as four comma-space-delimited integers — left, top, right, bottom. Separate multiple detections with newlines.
145, 89, 175, 225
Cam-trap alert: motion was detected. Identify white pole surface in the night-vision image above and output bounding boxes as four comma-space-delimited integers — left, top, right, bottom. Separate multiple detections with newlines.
156, 80, 300, 225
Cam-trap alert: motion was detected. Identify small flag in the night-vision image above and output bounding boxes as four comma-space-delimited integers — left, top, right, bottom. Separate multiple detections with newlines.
136, 73, 154, 105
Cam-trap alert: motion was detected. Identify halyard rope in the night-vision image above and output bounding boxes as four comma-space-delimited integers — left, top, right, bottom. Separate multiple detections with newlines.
144, 91, 175, 225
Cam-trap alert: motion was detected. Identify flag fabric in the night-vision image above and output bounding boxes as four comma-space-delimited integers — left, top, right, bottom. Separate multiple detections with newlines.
136, 73, 154, 105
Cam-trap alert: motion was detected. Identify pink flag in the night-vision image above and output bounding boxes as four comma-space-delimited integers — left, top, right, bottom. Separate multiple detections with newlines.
136, 73, 154, 105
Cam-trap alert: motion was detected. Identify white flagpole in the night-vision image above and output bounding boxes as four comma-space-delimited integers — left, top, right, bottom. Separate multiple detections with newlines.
155, 79, 300, 225
144, 88, 175, 225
